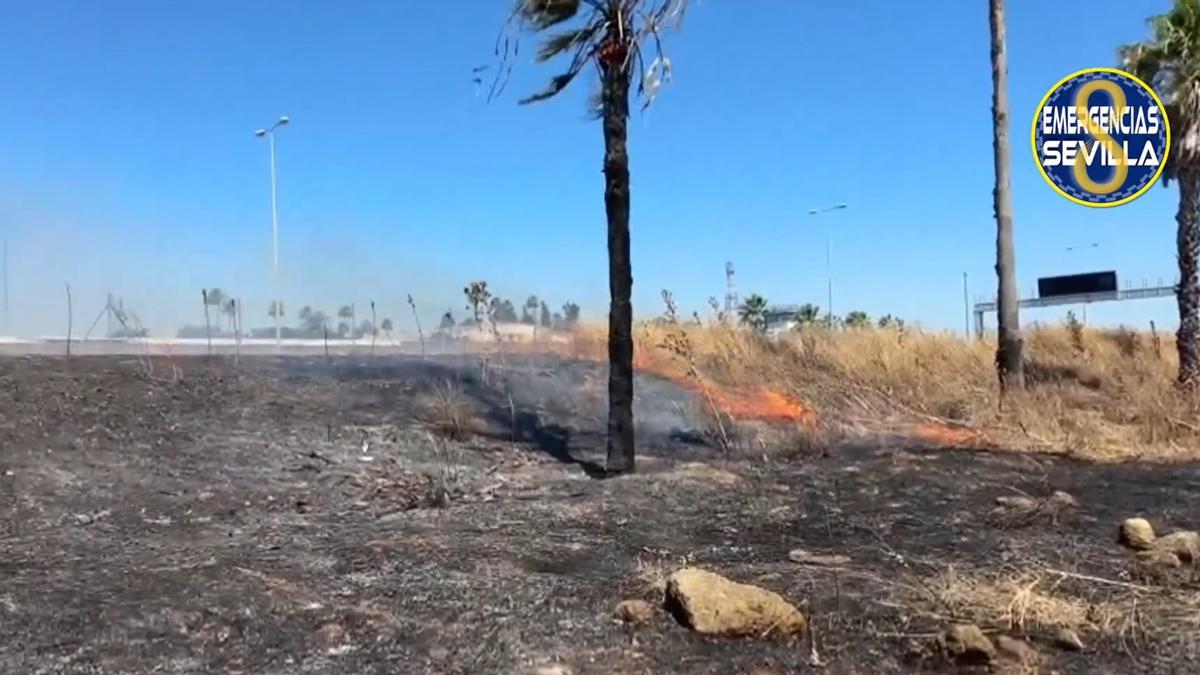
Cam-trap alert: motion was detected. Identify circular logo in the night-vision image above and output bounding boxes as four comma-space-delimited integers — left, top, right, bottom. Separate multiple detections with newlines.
1032, 68, 1170, 207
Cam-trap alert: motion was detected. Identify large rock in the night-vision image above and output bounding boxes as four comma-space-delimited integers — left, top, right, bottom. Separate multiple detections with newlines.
665, 567, 806, 638
1152, 530, 1199, 563
938, 624, 995, 665
1119, 518, 1156, 550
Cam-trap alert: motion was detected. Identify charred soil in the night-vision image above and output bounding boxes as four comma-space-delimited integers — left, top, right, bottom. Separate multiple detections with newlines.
1, 355, 1198, 674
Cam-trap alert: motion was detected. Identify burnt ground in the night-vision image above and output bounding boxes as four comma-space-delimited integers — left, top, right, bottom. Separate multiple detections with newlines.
1, 355, 1199, 674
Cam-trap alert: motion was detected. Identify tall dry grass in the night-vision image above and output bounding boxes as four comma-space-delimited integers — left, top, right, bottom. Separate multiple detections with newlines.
560, 321, 1200, 462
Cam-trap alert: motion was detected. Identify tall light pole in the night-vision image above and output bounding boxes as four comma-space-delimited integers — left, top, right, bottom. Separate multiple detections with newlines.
807, 203, 847, 326
255, 116, 289, 347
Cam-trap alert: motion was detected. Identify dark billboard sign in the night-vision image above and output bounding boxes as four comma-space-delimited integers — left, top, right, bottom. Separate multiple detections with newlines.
1037, 271, 1118, 299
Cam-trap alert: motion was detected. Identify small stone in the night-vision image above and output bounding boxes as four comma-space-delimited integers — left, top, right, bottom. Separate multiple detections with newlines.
1052, 627, 1085, 652
995, 496, 1038, 511
665, 567, 806, 637
614, 599, 654, 625
1119, 518, 1156, 550
994, 635, 1039, 664
787, 549, 851, 567
1135, 548, 1182, 568
1048, 491, 1079, 508
428, 646, 449, 661
1152, 530, 1200, 563
939, 624, 995, 665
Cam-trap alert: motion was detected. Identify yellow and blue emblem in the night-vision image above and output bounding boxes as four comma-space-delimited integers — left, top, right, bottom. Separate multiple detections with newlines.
1032, 68, 1170, 207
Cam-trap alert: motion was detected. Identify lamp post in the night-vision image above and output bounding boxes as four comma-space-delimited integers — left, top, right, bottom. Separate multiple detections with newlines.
255, 116, 289, 347
807, 203, 847, 326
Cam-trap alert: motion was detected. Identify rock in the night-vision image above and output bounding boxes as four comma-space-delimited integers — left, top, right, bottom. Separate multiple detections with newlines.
1048, 490, 1079, 508
995, 496, 1038, 511
1052, 627, 1085, 652
1152, 530, 1200, 563
1135, 548, 1182, 568
614, 599, 654, 625
1119, 518, 1156, 550
665, 567, 806, 637
787, 549, 851, 567
994, 635, 1039, 664
938, 624, 995, 665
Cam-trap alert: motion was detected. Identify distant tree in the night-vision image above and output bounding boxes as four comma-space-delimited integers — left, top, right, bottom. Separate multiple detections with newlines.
357, 319, 374, 338
844, 310, 871, 329
206, 289, 226, 329
439, 309, 456, 331
224, 299, 238, 333
877, 314, 905, 329
552, 312, 564, 329
794, 303, 821, 325
381, 318, 395, 343
267, 300, 284, 320
522, 295, 540, 325
337, 305, 353, 327
561, 302, 581, 327
823, 313, 843, 329
707, 296, 726, 324
540, 301, 552, 328
738, 294, 769, 332
490, 297, 519, 323
337, 321, 350, 337
464, 281, 492, 324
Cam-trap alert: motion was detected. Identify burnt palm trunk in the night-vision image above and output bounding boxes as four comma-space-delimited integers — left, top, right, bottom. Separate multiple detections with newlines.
1176, 168, 1200, 387
989, 0, 1024, 391
601, 40, 636, 475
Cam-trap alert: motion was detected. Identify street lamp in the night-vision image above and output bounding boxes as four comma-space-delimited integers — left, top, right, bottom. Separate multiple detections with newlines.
255, 116, 289, 347
807, 203, 847, 326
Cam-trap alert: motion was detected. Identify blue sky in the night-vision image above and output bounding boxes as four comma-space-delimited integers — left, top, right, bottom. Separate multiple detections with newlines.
0, 0, 1183, 338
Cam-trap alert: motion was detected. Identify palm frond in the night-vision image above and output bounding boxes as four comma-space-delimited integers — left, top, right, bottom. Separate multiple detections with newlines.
536, 26, 598, 62
515, 0, 584, 31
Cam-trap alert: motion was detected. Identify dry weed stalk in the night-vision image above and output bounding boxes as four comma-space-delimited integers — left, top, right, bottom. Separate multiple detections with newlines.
659, 290, 731, 452
427, 379, 468, 440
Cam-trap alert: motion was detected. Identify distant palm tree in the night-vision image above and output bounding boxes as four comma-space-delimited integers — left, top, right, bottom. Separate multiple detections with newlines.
738, 294, 769, 332
502, 0, 691, 475
795, 303, 821, 325
206, 288, 226, 329
844, 310, 871, 329
337, 305, 353, 337
990, 0, 1024, 391
1122, 0, 1200, 386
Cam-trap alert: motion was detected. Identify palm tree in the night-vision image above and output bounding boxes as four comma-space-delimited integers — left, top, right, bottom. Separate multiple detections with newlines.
1122, 1, 1200, 386
206, 288, 226, 330
503, 0, 689, 474
337, 305, 353, 338
738, 294, 769, 332
844, 310, 871, 329
989, 0, 1024, 391
795, 303, 821, 325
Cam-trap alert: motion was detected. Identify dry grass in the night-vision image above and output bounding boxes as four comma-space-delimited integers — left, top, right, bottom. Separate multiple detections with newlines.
421, 379, 471, 440
911, 566, 1200, 645
556, 321, 1200, 462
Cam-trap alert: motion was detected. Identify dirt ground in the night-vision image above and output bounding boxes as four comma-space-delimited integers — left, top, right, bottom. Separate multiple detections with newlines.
1, 354, 1198, 674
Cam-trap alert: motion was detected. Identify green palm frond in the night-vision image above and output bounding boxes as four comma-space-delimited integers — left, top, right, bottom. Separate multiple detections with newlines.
536, 28, 594, 61
515, 0, 584, 31
1120, 0, 1200, 183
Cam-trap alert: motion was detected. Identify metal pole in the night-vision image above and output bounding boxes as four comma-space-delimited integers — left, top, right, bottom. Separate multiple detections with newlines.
826, 232, 833, 326
269, 131, 281, 348
2, 238, 8, 334
963, 272, 970, 338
